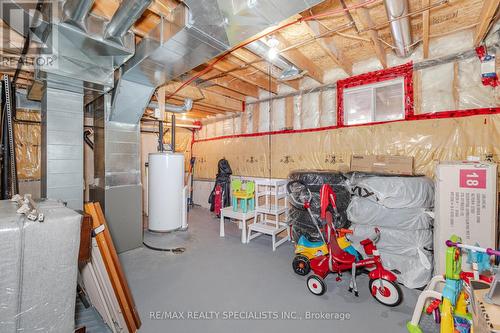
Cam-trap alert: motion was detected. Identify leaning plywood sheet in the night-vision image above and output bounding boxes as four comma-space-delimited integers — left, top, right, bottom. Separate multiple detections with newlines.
0, 199, 81, 333
84, 202, 140, 333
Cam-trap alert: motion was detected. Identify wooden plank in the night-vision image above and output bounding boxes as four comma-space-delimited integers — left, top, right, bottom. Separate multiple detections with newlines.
274, 33, 325, 83
199, 74, 259, 98
84, 203, 138, 333
473, 0, 500, 46
354, 1, 387, 68
163, 82, 243, 112
285, 96, 294, 129
421, 0, 430, 59
211, 59, 278, 93
230, 48, 300, 90
302, 20, 353, 76
93, 202, 142, 329
205, 86, 246, 101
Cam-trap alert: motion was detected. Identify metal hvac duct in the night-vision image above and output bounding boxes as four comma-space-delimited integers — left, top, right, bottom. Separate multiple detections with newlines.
383, 0, 413, 57
62, 0, 95, 31
110, 0, 324, 124
148, 99, 193, 113
104, 0, 153, 41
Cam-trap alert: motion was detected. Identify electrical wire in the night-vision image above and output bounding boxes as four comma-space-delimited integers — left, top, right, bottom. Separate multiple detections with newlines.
142, 241, 186, 253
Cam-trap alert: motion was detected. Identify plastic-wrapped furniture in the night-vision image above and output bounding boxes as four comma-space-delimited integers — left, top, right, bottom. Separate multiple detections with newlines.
0, 199, 81, 332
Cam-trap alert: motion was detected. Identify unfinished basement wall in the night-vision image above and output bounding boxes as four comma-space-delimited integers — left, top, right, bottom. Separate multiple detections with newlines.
193, 29, 499, 184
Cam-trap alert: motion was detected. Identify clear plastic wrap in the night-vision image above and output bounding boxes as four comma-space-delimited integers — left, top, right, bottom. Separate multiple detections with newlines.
301, 91, 320, 129
0, 199, 81, 332
348, 175, 435, 209
271, 98, 285, 131
233, 115, 242, 135
206, 121, 215, 138
258, 99, 270, 133
347, 196, 433, 230
458, 57, 498, 109
293, 94, 302, 130
245, 104, 254, 134
215, 119, 224, 137
421, 63, 455, 113
223, 117, 234, 136
320, 89, 336, 127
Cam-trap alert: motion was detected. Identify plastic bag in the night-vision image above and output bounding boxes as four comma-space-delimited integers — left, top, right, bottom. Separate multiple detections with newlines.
378, 251, 434, 289
347, 197, 433, 230
349, 175, 435, 208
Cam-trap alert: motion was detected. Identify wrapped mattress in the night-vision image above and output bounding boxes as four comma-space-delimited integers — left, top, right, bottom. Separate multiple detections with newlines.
347, 197, 433, 230
349, 224, 433, 289
0, 199, 81, 332
348, 174, 434, 208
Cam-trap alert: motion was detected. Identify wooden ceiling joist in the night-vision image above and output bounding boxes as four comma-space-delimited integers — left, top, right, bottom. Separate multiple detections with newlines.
162, 82, 243, 112
197, 69, 260, 98
210, 59, 278, 93
274, 33, 325, 84
230, 48, 300, 90
422, 0, 430, 59
302, 20, 353, 76
353, 1, 387, 68
473, 0, 500, 46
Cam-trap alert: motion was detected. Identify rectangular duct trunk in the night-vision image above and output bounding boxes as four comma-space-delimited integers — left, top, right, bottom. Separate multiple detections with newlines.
91, 94, 142, 253
41, 79, 84, 210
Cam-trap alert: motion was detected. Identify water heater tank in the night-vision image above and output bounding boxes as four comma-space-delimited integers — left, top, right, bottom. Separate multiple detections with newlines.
148, 152, 185, 232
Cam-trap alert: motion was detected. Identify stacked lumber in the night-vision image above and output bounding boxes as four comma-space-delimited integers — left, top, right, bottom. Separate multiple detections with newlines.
81, 202, 141, 333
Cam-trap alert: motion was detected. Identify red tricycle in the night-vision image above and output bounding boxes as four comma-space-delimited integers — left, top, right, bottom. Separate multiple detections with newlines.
288, 181, 403, 307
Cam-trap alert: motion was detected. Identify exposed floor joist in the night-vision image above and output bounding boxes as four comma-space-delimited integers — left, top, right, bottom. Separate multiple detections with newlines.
274, 33, 325, 84
473, 0, 500, 46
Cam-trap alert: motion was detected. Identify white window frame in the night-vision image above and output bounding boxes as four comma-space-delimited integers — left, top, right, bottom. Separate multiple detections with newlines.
343, 78, 405, 125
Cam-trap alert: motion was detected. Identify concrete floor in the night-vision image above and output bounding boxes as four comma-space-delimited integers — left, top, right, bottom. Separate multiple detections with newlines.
120, 207, 432, 333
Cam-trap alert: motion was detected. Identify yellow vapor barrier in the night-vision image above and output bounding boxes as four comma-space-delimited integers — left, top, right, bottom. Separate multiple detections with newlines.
14, 110, 41, 180
192, 114, 500, 180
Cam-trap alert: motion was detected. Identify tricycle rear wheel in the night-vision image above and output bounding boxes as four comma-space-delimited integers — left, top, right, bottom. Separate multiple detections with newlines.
292, 255, 310, 276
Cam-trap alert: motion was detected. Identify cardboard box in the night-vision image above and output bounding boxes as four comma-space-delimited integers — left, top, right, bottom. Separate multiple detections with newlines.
434, 161, 498, 275
350, 154, 413, 175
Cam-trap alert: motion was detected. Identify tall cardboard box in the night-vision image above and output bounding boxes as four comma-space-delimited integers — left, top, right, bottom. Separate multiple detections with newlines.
434, 161, 498, 274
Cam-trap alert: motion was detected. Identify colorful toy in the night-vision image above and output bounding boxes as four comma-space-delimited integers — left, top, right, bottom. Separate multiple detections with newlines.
407, 235, 500, 333
288, 181, 403, 306
231, 179, 255, 213
287, 180, 329, 276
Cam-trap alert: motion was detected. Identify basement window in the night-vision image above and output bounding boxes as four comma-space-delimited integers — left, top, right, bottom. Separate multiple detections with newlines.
343, 78, 405, 126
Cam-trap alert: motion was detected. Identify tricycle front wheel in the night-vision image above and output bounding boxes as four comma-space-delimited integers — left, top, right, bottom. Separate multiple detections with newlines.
369, 278, 403, 307
307, 275, 326, 296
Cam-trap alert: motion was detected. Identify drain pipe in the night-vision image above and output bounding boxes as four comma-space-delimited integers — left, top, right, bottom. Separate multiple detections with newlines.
383, 0, 413, 57
171, 114, 176, 152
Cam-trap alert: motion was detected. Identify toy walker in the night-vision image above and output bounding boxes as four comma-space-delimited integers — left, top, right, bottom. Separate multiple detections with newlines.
407, 235, 500, 333
287, 180, 403, 306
